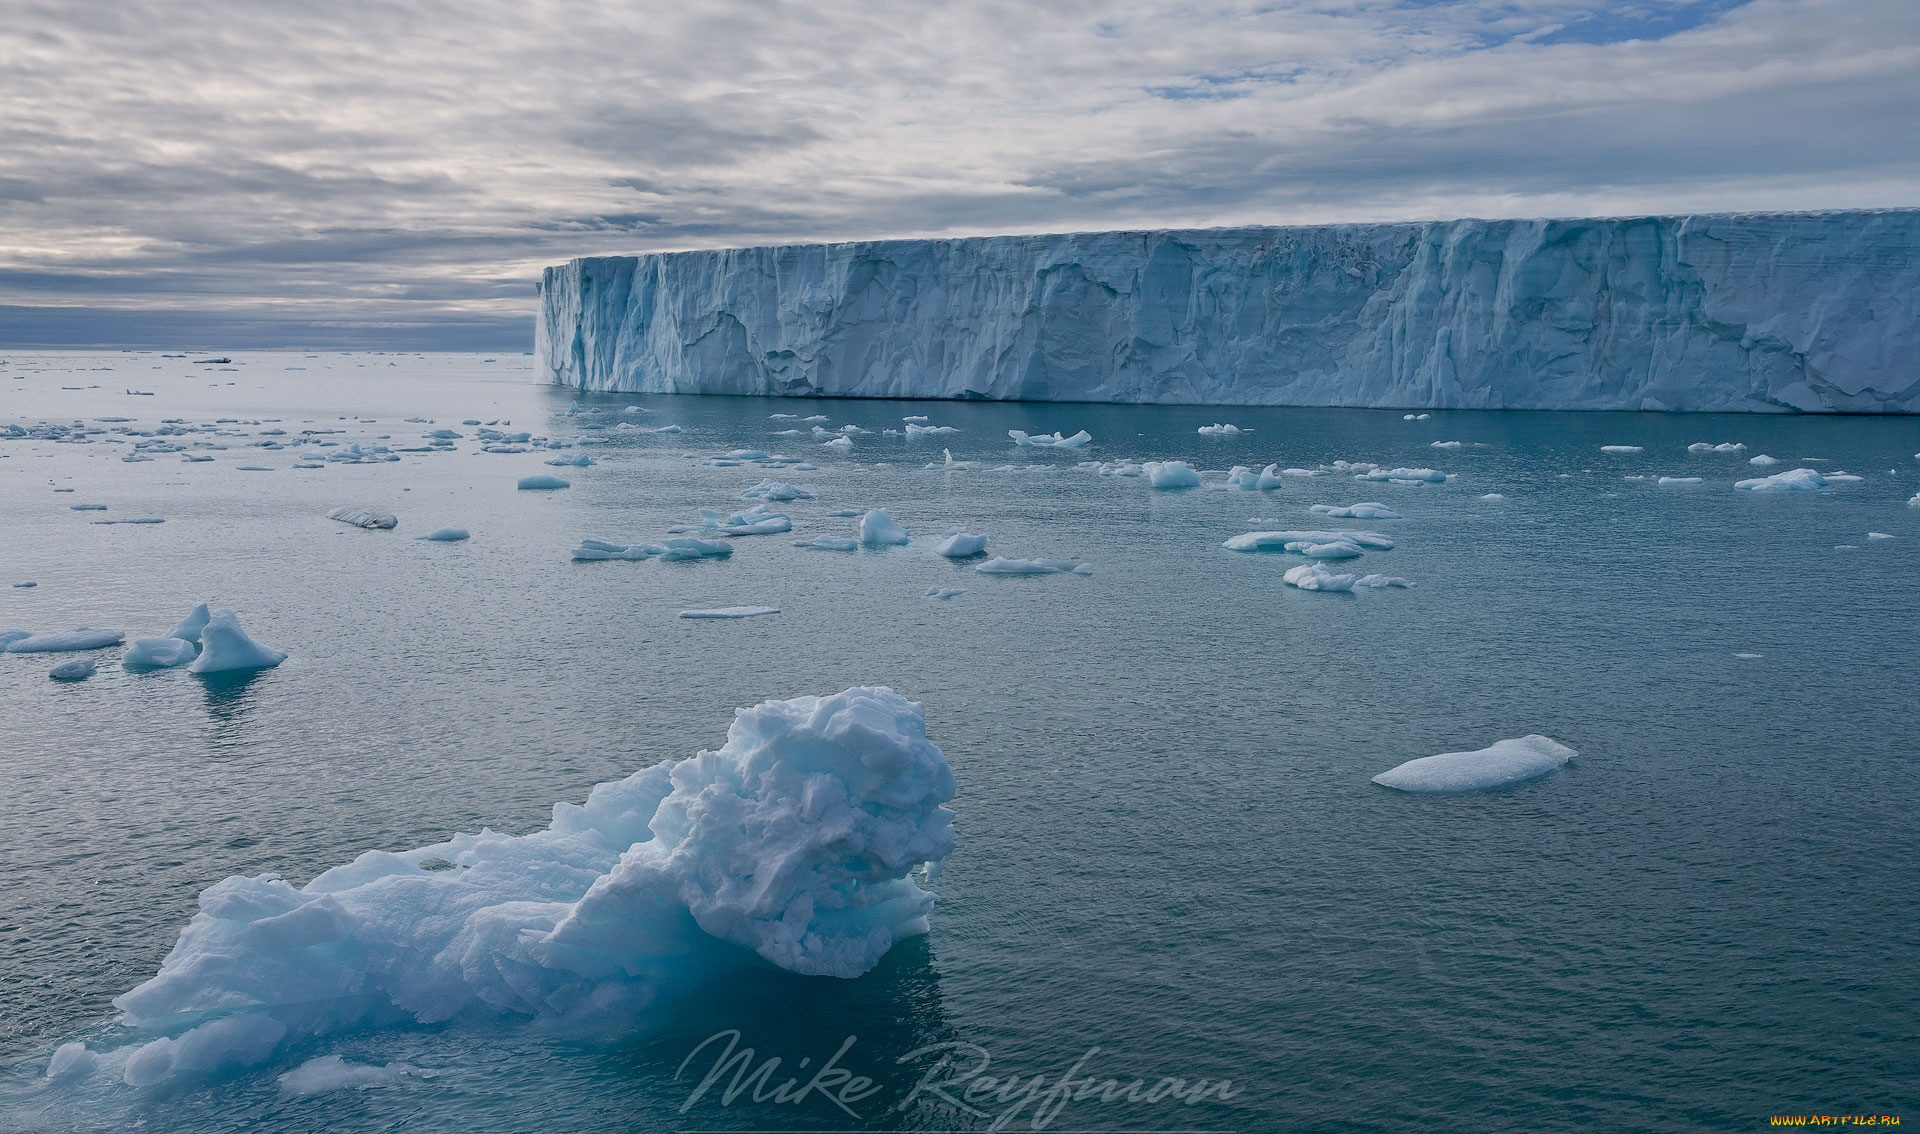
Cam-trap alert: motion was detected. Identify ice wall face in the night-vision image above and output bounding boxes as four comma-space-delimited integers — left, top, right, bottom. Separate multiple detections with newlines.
538, 211, 1920, 412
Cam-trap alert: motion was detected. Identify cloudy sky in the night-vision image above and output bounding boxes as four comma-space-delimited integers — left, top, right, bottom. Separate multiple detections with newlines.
2, 0, 1915, 348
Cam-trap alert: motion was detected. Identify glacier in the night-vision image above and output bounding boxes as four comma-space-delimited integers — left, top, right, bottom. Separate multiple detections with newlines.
538, 210, 1920, 413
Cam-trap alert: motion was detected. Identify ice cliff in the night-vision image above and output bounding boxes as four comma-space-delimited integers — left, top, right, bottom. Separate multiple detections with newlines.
538, 210, 1920, 412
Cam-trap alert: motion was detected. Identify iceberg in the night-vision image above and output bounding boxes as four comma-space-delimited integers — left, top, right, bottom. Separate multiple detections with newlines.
1143, 460, 1202, 488
859, 509, 910, 546
1197, 423, 1243, 436
326, 507, 397, 530
1372, 735, 1576, 793
1734, 468, 1829, 491
73, 687, 953, 1088
934, 531, 990, 558
537, 212, 1920, 412
1008, 429, 1091, 448
1310, 502, 1401, 519
186, 610, 285, 674
48, 658, 96, 682
168, 602, 211, 644
6, 628, 124, 653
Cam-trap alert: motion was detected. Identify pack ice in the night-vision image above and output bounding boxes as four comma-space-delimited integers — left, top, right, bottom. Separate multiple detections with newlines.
66, 688, 954, 1088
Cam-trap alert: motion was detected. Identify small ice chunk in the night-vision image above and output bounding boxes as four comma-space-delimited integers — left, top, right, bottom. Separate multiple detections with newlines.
1310, 502, 1401, 520
659, 537, 732, 560
277, 1055, 425, 1096
1143, 460, 1202, 488
1357, 467, 1446, 484
1867, 531, 1896, 540
725, 449, 769, 460
1479, 493, 1506, 501
6, 628, 124, 653
1600, 445, 1643, 454
1354, 573, 1413, 588
740, 479, 813, 501
187, 610, 286, 673
93, 517, 166, 525
517, 475, 571, 490
1282, 563, 1356, 591
934, 531, 990, 558
976, 557, 1090, 575
1223, 530, 1395, 553
326, 506, 397, 529
49, 658, 97, 681
679, 607, 779, 619
651, 424, 683, 434
821, 436, 853, 451
1749, 454, 1781, 466
546, 454, 592, 467
1197, 423, 1242, 436
416, 527, 469, 542
827, 508, 864, 517
925, 587, 965, 599
1688, 442, 1746, 453
1007, 429, 1092, 448
70, 503, 109, 511
571, 539, 663, 561
1657, 477, 1703, 486
794, 537, 859, 551
124, 636, 198, 670
1734, 652, 1764, 658
1430, 440, 1464, 449
1734, 468, 1828, 492
905, 423, 958, 436
1371, 736, 1576, 793
859, 509, 910, 546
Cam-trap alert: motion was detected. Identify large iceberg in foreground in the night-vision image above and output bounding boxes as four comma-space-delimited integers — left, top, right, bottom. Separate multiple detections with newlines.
71, 688, 955, 1088
1372, 736, 1576, 793
538, 211, 1920, 412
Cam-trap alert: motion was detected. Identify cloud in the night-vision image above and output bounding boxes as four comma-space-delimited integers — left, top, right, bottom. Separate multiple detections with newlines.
0, 0, 1914, 347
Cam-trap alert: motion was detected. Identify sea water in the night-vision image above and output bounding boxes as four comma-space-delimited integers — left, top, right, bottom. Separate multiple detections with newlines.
1, 351, 1916, 1132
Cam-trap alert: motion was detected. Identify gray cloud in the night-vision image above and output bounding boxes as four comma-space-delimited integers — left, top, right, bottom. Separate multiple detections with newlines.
0, 0, 1914, 348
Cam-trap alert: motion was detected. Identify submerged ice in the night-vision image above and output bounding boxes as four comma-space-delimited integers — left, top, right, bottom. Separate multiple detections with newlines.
67, 688, 955, 1089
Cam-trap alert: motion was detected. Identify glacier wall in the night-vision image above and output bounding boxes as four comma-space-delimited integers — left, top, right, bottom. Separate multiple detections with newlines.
537, 210, 1920, 412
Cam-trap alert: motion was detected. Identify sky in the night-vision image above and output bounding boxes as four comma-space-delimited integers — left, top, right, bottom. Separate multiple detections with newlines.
1, 0, 1915, 349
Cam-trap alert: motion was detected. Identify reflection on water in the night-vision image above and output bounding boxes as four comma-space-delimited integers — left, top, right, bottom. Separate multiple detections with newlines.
197, 668, 267, 727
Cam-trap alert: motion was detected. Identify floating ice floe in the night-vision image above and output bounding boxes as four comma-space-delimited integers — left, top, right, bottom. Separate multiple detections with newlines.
740, 479, 812, 501
326, 507, 397, 530
659, 537, 732, 561
1282, 563, 1412, 591
123, 637, 197, 671
188, 610, 285, 674
571, 539, 663, 561
5, 628, 125, 653
934, 531, 990, 558
719, 504, 792, 536
976, 557, 1092, 575
794, 537, 859, 551
49, 658, 96, 681
1403, 413, 1431, 421
1007, 429, 1091, 448
546, 454, 593, 468
1867, 531, 1896, 539
650, 425, 683, 434
1310, 502, 1401, 520
905, 423, 958, 437
69, 503, 108, 511
278, 1056, 427, 1097
1734, 468, 1829, 492
1357, 467, 1446, 484
859, 509, 910, 546
53, 688, 952, 1088
1430, 440, 1465, 449
416, 527, 469, 542
1197, 423, 1242, 436
1141, 460, 1202, 488
1479, 493, 1506, 501
821, 436, 853, 451
1657, 477, 1703, 486
925, 587, 965, 599
1749, 454, 1782, 466
93, 517, 166, 525
1223, 530, 1396, 554
517, 475, 571, 490
1600, 445, 1644, 454
1371, 736, 1576, 793
1688, 442, 1746, 453
679, 607, 780, 619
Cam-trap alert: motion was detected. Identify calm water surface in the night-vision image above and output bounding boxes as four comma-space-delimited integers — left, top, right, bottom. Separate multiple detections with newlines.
1, 351, 1916, 1132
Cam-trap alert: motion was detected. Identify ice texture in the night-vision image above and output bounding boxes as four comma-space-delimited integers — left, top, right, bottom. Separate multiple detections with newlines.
537, 212, 1920, 412
186, 610, 285, 673
277, 1056, 425, 1096
326, 507, 397, 530
85, 688, 953, 1087
1372, 736, 1577, 793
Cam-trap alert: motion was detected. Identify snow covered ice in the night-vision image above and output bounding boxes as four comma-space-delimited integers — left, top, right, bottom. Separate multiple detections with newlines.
62, 688, 955, 1088
1372, 736, 1577, 793
859, 509, 910, 546
1281, 563, 1413, 592
934, 531, 990, 557
1310, 502, 1401, 519
1734, 468, 1829, 491
186, 610, 285, 673
123, 637, 198, 670
1143, 460, 1202, 488
976, 557, 1093, 576
1357, 467, 1446, 484
1223, 530, 1395, 553
1008, 429, 1091, 448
